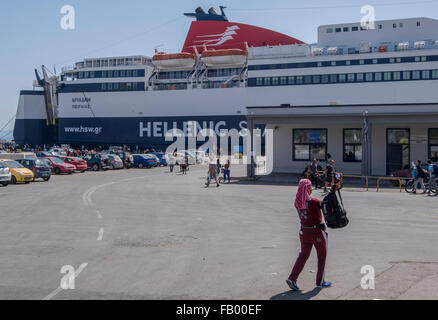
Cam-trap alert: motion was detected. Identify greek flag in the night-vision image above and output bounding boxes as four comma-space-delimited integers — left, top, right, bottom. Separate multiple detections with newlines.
363, 114, 369, 143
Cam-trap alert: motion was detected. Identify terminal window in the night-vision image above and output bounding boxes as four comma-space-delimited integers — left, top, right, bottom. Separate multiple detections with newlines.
429, 129, 438, 162
343, 129, 362, 162
293, 129, 327, 161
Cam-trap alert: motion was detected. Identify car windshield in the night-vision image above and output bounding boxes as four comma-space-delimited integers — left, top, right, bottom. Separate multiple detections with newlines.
50, 158, 64, 164
35, 159, 45, 166
0, 162, 5, 168
5, 161, 24, 168
73, 157, 82, 161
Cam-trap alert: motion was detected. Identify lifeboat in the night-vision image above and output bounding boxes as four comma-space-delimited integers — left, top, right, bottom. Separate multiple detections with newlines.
201, 48, 248, 67
152, 50, 196, 69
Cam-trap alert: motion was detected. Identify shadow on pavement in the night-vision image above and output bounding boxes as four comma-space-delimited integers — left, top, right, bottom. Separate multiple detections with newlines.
270, 287, 322, 300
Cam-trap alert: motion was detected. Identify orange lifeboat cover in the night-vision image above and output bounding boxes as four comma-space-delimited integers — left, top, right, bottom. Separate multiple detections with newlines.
153, 52, 196, 61
201, 49, 248, 58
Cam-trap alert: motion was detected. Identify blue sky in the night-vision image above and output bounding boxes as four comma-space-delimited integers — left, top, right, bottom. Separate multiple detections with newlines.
1, 0, 438, 140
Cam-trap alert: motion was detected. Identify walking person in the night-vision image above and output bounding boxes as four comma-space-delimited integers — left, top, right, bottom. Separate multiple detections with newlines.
180, 155, 188, 175
168, 153, 176, 173
286, 179, 331, 291
427, 159, 437, 195
324, 160, 335, 192
310, 158, 322, 190
223, 159, 231, 183
205, 160, 220, 188
413, 160, 426, 194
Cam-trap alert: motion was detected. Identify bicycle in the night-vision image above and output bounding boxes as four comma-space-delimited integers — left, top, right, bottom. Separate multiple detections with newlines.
404, 177, 437, 194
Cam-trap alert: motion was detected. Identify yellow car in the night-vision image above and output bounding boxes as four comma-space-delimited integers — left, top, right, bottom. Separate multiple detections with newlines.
0, 159, 34, 184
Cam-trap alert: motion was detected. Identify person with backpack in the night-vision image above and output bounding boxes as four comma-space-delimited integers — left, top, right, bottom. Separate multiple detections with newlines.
427, 159, 437, 195
413, 160, 426, 194
286, 179, 332, 291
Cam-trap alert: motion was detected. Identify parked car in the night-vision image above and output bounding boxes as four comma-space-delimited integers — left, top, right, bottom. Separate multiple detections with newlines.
82, 154, 111, 171
133, 154, 157, 168
116, 151, 134, 169
16, 158, 51, 181
150, 152, 168, 166
0, 161, 11, 186
39, 158, 54, 171
107, 154, 124, 169
36, 151, 58, 158
45, 157, 76, 175
0, 159, 34, 184
59, 156, 88, 172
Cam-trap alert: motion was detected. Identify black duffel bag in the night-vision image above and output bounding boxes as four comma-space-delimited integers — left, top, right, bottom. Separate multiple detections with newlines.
322, 189, 349, 229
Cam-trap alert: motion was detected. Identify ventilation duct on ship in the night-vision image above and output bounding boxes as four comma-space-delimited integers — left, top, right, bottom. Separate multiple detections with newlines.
208, 8, 219, 16
195, 7, 206, 15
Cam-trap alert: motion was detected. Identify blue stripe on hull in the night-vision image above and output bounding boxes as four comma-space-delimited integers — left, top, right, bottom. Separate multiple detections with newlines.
15, 116, 248, 147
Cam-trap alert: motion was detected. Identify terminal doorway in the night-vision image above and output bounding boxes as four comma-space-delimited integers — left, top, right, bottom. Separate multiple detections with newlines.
387, 128, 410, 175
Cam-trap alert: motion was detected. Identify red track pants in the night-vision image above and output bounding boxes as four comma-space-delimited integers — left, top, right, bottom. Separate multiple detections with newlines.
288, 228, 328, 286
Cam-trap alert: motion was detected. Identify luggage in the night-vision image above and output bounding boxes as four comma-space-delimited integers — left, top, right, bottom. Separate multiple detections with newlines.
321, 189, 349, 229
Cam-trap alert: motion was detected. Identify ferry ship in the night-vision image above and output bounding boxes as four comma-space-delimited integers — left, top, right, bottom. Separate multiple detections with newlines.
13, 6, 438, 166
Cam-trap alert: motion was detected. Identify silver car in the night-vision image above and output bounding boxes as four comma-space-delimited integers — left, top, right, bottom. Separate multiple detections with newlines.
0, 161, 11, 186
108, 154, 124, 169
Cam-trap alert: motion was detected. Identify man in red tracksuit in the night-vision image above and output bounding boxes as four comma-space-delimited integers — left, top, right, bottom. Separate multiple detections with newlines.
286, 178, 332, 291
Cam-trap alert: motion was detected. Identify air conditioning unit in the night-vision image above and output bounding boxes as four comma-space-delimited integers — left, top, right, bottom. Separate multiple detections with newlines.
397, 42, 409, 50
414, 41, 426, 49
327, 47, 338, 55
360, 42, 371, 53
312, 47, 323, 56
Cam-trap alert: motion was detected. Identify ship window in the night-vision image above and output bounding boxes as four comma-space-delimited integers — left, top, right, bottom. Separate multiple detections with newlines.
335, 28, 341, 33
417, 21, 421, 27
331, 61, 336, 66
304, 76, 312, 84
422, 70, 430, 79
415, 56, 420, 62
346, 60, 351, 66
390, 58, 395, 63
114, 70, 119, 77
403, 71, 411, 80
352, 26, 359, 31
108, 71, 113, 78
79, 72, 83, 79
102, 71, 107, 78
133, 82, 138, 90
120, 83, 127, 90
329, 74, 337, 83
326, 28, 333, 33
393, 23, 396, 28
288, 76, 295, 85
347, 73, 355, 82
393, 71, 401, 80
101, 83, 107, 91
256, 78, 263, 86
222, 69, 229, 76
378, 24, 383, 29
421, 56, 427, 62
375, 72, 382, 81
372, 59, 378, 64
365, 73, 373, 81
127, 70, 132, 77
107, 83, 113, 90
432, 70, 438, 79
263, 77, 271, 86
126, 82, 132, 90
90, 71, 95, 78
356, 73, 364, 82
343, 27, 349, 32
412, 70, 421, 80
133, 70, 138, 77
396, 58, 402, 63
317, 62, 322, 67
338, 74, 346, 83
296, 76, 304, 85
113, 83, 119, 90
280, 77, 287, 85
120, 70, 126, 77
383, 72, 392, 81
312, 75, 320, 84
272, 77, 279, 85
359, 60, 364, 65
84, 72, 89, 78
321, 74, 329, 83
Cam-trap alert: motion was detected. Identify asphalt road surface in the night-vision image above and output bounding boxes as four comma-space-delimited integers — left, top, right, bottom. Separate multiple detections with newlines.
0, 165, 437, 300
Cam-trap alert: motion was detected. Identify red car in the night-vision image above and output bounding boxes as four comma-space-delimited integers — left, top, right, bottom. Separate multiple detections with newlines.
46, 157, 76, 175
59, 156, 88, 172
